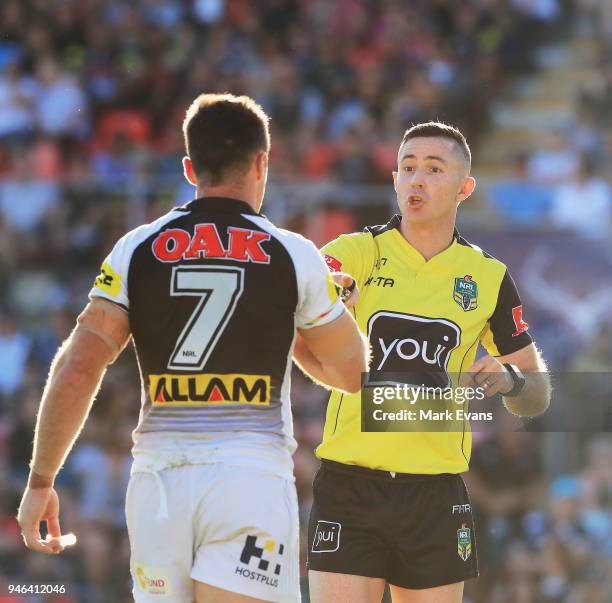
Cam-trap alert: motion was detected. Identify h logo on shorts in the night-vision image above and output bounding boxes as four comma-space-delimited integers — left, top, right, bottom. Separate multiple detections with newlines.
240, 535, 283, 575
311, 521, 341, 553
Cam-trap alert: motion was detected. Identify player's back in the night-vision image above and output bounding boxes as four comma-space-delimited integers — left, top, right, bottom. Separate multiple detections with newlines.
90, 196, 343, 477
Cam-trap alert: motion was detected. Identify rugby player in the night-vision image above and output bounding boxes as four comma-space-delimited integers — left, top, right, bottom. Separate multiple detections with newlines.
296, 122, 551, 603
17, 93, 368, 603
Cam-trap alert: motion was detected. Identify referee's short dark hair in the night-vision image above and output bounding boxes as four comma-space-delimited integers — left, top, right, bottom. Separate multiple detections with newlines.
401, 122, 471, 171
183, 93, 271, 186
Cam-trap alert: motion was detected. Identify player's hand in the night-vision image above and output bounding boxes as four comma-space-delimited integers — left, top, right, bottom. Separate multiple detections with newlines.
332, 272, 359, 308
460, 354, 513, 398
17, 486, 73, 554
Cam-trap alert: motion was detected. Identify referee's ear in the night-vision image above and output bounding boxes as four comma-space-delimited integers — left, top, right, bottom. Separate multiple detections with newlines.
457, 176, 476, 204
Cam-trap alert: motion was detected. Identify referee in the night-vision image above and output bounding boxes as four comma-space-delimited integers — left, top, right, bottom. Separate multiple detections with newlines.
295, 122, 551, 603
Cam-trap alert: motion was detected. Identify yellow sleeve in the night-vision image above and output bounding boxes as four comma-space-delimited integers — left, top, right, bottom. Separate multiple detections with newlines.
321, 232, 376, 289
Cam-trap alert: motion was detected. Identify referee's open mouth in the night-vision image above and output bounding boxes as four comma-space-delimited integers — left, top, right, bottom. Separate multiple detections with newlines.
407, 194, 425, 209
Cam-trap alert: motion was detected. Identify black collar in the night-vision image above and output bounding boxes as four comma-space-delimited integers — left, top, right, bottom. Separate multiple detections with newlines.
181, 197, 260, 216
367, 214, 461, 241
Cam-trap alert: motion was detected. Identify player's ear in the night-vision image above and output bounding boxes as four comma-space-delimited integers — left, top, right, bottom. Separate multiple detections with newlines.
392, 170, 398, 192
457, 176, 476, 204
254, 150, 268, 181
182, 157, 198, 186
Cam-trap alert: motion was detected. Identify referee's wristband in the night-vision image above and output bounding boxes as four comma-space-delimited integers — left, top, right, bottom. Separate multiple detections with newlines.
502, 363, 526, 397
340, 279, 356, 302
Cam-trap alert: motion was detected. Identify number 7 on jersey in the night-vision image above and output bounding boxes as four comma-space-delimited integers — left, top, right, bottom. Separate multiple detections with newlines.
168, 265, 245, 370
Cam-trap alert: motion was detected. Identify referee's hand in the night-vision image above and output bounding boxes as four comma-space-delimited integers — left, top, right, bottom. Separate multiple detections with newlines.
331, 272, 359, 308
460, 354, 513, 398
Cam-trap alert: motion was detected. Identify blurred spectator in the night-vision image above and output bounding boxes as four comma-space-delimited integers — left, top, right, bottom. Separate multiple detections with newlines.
601, 127, 612, 177
0, 215, 19, 272
488, 153, 553, 225
570, 326, 612, 371
528, 131, 581, 186
91, 131, 148, 191
550, 157, 611, 239
0, 314, 31, 397
0, 149, 59, 233
464, 431, 544, 599
192, 0, 226, 25
576, 0, 612, 41
537, 537, 573, 601
302, 203, 358, 248
6, 386, 39, 481
34, 58, 88, 138
32, 308, 73, 367
512, 0, 561, 22
569, 109, 603, 164
0, 483, 22, 576
0, 61, 36, 144
331, 127, 377, 184
69, 434, 131, 527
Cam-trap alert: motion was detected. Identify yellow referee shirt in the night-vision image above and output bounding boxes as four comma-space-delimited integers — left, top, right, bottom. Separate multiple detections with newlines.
317, 215, 532, 474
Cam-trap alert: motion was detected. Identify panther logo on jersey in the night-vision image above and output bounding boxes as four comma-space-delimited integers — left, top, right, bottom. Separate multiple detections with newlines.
365, 311, 461, 388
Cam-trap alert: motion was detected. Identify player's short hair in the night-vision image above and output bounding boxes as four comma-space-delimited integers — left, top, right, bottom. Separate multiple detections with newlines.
183, 93, 271, 186
401, 122, 471, 172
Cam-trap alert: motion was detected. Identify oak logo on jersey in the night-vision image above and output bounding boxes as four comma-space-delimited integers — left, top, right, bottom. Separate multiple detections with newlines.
149, 373, 270, 405
152, 224, 271, 264
94, 262, 121, 297
366, 311, 461, 388
453, 275, 478, 311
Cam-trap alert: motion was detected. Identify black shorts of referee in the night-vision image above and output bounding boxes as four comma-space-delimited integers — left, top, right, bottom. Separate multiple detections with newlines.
307, 460, 479, 589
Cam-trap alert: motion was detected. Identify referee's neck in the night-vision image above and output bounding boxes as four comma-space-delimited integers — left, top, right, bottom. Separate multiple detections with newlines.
400, 221, 455, 262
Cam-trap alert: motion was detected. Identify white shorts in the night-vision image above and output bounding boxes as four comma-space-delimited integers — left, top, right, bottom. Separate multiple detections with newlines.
125, 463, 301, 602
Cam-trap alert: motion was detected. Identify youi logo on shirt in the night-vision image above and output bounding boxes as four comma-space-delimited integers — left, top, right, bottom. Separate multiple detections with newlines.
366, 311, 461, 388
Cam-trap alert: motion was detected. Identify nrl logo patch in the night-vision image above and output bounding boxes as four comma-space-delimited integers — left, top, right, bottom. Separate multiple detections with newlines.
457, 525, 472, 561
453, 275, 477, 311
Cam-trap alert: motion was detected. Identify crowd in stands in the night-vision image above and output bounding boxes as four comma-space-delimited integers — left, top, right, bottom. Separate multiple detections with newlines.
485, 0, 612, 237
487, 116, 612, 239
1, 1, 611, 602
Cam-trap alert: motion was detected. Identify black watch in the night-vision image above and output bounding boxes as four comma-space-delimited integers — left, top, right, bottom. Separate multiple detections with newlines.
502, 363, 526, 397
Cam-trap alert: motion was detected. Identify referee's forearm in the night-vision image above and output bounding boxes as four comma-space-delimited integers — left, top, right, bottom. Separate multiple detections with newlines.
503, 372, 551, 417
30, 333, 109, 481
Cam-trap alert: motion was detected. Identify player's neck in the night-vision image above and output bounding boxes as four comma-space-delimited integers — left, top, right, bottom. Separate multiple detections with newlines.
196, 185, 259, 212
399, 220, 455, 261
